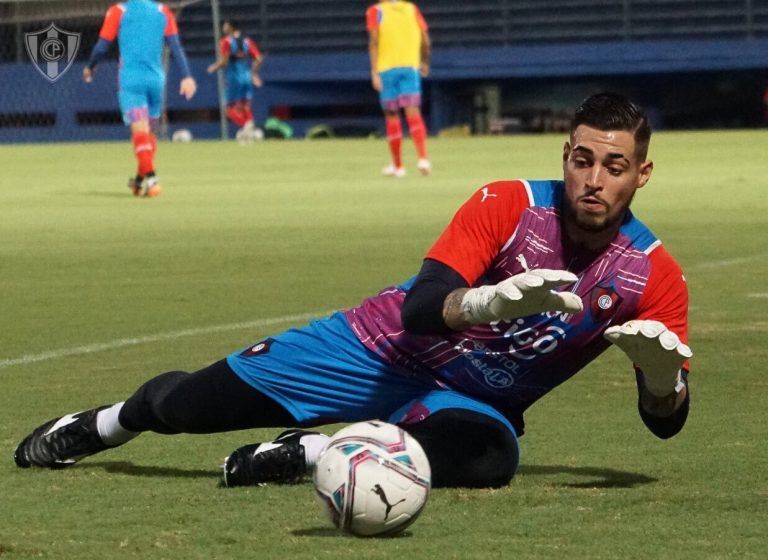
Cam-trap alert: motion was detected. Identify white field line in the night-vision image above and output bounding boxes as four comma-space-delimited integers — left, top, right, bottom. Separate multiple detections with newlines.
0, 310, 331, 371
746, 293, 768, 298
690, 254, 768, 271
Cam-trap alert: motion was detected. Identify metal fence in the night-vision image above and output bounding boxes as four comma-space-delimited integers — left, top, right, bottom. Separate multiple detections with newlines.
2, 0, 768, 61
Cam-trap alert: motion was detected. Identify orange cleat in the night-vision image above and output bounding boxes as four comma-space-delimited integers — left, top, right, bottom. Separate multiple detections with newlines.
144, 183, 162, 198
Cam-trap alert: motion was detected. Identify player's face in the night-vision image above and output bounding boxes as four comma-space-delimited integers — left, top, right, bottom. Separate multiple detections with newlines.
222, 22, 233, 35
561, 124, 653, 246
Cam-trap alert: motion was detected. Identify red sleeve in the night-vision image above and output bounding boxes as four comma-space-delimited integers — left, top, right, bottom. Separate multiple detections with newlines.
636, 245, 691, 371
98, 4, 124, 41
220, 37, 231, 55
246, 38, 262, 59
161, 4, 179, 36
426, 181, 530, 285
414, 5, 428, 30
366, 5, 380, 32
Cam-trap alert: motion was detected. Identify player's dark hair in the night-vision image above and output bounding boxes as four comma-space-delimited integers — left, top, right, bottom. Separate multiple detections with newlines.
571, 92, 651, 160
223, 19, 239, 30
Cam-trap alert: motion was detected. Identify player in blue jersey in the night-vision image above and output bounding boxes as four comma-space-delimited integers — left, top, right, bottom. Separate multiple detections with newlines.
84, 0, 197, 197
15, 93, 693, 490
207, 20, 264, 143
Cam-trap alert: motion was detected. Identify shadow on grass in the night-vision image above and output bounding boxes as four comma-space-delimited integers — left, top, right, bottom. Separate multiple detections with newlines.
518, 464, 656, 489
291, 527, 414, 539
80, 191, 134, 198
88, 460, 218, 479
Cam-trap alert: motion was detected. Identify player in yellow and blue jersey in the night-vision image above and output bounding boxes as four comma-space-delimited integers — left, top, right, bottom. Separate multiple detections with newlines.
367, 0, 431, 177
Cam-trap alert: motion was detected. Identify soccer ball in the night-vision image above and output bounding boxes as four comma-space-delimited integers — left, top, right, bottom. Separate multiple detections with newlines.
171, 128, 193, 142
313, 421, 431, 537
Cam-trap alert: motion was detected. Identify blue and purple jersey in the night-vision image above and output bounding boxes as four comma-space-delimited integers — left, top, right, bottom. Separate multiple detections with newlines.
342, 180, 689, 419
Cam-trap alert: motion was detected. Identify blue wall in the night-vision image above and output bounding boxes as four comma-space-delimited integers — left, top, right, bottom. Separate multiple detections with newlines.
1, 38, 767, 143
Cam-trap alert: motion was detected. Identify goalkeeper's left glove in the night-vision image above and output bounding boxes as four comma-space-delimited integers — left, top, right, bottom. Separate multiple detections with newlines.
604, 320, 692, 397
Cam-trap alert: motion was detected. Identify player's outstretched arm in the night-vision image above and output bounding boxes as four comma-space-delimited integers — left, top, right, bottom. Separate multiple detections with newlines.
456, 269, 583, 327
207, 53, 229, 74
605, 319, 693, 438
604, 320, 691, 397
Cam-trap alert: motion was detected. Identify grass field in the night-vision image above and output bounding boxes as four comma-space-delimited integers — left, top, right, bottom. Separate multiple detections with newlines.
1, 132, 767, 559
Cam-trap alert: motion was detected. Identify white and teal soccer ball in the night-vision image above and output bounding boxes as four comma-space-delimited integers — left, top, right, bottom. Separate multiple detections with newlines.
171, 128, 193, 142
313, 421, 431, 537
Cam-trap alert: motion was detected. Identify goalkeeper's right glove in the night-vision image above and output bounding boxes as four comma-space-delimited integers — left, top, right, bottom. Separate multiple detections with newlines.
461, 269, 583, 325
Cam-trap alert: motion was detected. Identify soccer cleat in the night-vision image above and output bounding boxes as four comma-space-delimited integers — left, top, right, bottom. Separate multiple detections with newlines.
14, 406, 114, 469
221, 429, 319, 487
236, 121, 256, 145
128, 177, 143, 196
382, 164, 406, 178
143, 177, 162, 198
417, 158, 432, 176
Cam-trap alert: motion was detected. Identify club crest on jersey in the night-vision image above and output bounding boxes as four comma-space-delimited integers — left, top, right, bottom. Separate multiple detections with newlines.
589, 285, 623, 322
240, 338, 273, 358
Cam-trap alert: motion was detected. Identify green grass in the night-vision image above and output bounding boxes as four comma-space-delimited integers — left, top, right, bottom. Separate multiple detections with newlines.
1, 132, 767, 559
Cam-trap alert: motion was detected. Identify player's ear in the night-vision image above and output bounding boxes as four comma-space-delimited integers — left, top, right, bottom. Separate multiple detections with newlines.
562, 142, 571, 165
637, 160, 653, 189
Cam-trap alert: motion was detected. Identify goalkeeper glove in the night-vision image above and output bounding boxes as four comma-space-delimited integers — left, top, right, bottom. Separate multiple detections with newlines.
461, 269, 583, 324
604, 320, 692, 397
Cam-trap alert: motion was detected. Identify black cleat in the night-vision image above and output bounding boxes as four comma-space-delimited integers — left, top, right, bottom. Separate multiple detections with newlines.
14, 406, 114, 469
128, 176, 143, 196
221, 429, 319, 487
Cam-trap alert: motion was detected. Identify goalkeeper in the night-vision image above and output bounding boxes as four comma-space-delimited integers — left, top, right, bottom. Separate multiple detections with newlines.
14, 93, 693, 490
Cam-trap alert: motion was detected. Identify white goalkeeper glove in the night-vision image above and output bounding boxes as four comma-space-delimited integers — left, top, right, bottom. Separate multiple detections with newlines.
461, 269, 583, 324
604, 320, 692, 397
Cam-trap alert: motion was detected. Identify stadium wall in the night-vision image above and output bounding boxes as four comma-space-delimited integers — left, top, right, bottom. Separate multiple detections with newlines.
1, 37, 767, 143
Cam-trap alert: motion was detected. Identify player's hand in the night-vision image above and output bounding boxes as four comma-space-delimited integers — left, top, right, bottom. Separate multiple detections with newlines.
419, 62, 430, 78
461, 269, 583, 324
604, 320, 692, 396
252, 72, 263, 88
82, 67, 93, 83
180, 76, 197, 100
206, 63, 217, 74
371, 73, 382, 92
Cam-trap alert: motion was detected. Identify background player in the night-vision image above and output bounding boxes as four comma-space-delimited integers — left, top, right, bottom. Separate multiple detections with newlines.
15, 93, 692, 490
207, 19, 264, 143
367, 0, 431, 177
84, 0, 197, 197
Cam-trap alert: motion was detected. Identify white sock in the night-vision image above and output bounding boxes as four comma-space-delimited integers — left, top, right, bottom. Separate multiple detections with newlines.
96, 402, 140, 446
300, 433, 330, 467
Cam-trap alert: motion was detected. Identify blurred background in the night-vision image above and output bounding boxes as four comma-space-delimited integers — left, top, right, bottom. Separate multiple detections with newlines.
1, 0, 767, 143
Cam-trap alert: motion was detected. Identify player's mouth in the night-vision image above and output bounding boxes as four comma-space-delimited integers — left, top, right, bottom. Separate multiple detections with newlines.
578, 195, 606, 213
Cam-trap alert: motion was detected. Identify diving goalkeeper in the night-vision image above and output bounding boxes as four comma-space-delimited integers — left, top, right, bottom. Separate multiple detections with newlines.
15, 93, 692, 489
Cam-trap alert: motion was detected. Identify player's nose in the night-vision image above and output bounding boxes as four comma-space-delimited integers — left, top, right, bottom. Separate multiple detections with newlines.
585, 165, 605, 190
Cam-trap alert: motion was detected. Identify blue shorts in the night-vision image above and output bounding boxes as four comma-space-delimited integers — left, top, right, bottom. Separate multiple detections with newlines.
379, 67, 422, 112
118, 77, 163, 125
226, 74, 253, 104
226, 312, 518, 438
